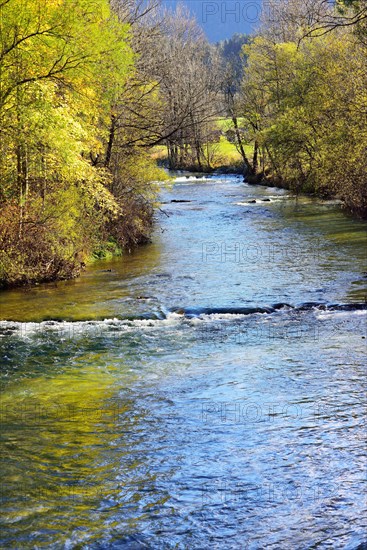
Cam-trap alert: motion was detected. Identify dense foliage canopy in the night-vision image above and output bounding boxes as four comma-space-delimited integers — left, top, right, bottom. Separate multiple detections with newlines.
0, 0, 366, 286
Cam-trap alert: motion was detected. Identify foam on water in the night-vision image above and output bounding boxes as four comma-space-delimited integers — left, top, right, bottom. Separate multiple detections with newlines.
235, 196, 290, 206
173, 175, 212, 183
316, 309, 367, 320
0, 312, 187, 339
1, 304, 366, 340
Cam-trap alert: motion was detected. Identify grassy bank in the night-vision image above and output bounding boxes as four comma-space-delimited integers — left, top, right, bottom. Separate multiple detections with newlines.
152, 118, 254, 173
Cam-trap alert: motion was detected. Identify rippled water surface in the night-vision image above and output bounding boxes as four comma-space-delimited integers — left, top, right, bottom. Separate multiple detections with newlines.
1, 174, 366, 549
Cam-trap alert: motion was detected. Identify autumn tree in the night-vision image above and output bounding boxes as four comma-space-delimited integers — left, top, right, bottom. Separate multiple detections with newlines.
239, 5, 367, 215
153, 6, 222, 170
0, 0, 134, 285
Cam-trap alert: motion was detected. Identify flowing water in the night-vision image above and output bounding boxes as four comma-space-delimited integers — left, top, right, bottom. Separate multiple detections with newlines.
0, 174, 366, 549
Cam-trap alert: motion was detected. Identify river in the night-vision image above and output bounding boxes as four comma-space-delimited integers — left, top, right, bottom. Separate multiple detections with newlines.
0, 173, 366, 549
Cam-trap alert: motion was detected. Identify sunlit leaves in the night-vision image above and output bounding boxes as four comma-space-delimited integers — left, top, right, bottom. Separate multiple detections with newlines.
0, 0, 136, 285
240, 26, 367, 213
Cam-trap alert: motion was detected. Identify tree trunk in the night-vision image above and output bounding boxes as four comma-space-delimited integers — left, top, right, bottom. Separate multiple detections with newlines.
105, 115, 116, 168
17, 142, 28, 238
232, 116, 253, 176
252, 140, 259, 174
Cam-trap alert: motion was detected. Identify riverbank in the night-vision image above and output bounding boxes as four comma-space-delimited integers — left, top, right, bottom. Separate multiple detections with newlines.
1, 172, 366, 317
1, 168, 366, 291
167, 161, 367, 218
242, 170, 367, 219
0, 193, 157, 290
157, 138, 367, 219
